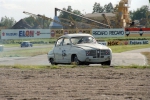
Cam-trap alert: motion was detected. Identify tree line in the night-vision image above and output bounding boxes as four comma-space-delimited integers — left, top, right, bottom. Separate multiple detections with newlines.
0, 2, 149, 29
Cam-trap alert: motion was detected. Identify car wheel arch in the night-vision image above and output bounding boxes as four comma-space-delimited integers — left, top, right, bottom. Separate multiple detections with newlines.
71, 54, 76, 62
49, 57, 57, 65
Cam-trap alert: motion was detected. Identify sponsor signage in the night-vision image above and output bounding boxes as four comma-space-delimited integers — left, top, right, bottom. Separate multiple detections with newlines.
1, 29, 50, 39
92, 29, 125, 37
107, 40, 128, 46
77, 29, 91, 34
125, 28, 150, 37
129, 40, 149, 45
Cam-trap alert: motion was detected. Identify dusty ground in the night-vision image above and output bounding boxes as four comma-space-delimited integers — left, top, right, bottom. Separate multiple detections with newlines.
0, 67, 150, 100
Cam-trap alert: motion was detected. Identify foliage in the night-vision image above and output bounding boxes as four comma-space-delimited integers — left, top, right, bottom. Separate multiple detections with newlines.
92, 2, 104, 13
0, 3, 149, 28
130, 5, 149, 20
0, 16, 16, 28
92, 2, 114, 13
24, 16, 51, 29
58, 6, 82, 22
103, 2, 114, 13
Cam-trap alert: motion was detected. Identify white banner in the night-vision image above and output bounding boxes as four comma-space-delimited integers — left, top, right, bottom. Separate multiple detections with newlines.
129, 40, 149, 45
92, 29, 125, 38
1, 29, 51, 39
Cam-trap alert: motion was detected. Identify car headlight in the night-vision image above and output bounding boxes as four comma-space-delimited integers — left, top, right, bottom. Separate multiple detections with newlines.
101, 50, 110, 55
86, 51, 90, 56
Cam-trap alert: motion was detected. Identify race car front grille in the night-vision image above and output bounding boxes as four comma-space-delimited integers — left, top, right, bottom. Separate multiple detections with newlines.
86, 50, 96, 57
86, 49, 110, 58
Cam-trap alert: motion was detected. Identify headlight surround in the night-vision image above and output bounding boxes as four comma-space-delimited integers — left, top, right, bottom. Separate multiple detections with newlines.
86, 51, 90, 56
86, 50, 96, 56
101, 49, 110, 55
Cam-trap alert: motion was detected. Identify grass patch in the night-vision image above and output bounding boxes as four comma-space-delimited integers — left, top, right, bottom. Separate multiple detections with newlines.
114, 65, 150, 69
109, 44, 150, 53
0, 64, 51, 69
0, 64, 149, 70
0, 47, 52, 57
142, 52, 150, 65
12, 64, 49, 69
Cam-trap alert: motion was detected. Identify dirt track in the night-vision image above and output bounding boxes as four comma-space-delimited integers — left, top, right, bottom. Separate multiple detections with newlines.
0, 67, 150, 100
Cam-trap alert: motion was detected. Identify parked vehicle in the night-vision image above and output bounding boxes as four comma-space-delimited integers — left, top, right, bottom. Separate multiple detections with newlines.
47, 33, 112, 65
21, 41, 33, 47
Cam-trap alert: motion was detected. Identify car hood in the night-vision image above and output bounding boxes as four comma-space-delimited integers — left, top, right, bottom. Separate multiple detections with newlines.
74, 43, 110, 50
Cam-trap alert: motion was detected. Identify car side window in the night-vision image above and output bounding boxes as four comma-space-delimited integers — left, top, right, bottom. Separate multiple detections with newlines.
62, 38, 70, 46
56, 38, 63, 46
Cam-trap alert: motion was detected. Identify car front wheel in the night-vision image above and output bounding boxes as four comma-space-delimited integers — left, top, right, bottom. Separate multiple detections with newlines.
73, 55, 81, 65
101, 60, 111, 66
49, 58, 56, 65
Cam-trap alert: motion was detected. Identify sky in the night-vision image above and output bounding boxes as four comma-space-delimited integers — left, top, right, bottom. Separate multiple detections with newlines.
0, 0, 149, 22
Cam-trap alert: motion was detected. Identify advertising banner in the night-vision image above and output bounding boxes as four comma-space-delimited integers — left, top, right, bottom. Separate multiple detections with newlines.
125, 28, 150, 37
107, 40, 129, 46
92, 29, 125, 38
77, 29, 92, 34
50, 29, 64, 38
129, 40, 149, 45
1, 29, 50, 39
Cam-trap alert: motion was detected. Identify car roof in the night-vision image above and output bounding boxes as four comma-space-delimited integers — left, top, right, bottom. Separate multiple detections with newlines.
60, 33, 92, 38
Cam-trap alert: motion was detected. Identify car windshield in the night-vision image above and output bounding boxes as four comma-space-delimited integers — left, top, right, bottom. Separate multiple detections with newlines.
22, 42, 29, 44
71, 36, 97, 45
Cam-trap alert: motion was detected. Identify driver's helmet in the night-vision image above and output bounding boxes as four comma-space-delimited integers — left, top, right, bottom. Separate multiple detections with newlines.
84, 37, 91, 43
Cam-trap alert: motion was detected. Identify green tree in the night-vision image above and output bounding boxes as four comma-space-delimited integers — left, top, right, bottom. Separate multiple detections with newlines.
131, 5, 149, 20
24, 16, 51, 29
71, 10, 82, 21
92, 2, 104, 13
0, 16, 16, 28
104, 2, 114, 13
58, 6, 83, 21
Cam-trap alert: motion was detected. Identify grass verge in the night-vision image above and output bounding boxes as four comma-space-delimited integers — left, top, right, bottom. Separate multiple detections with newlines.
0, 47, 52, 57
109, 44, 150, 53
0, 64, 149, 70
142, 52, 150, 65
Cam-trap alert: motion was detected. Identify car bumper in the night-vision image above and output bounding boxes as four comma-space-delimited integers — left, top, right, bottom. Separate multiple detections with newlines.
83, 55, 111, 63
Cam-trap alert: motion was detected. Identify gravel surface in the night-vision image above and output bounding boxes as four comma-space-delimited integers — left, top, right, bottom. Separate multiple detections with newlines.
0, 67, 150, 100
0, 48, 150, 100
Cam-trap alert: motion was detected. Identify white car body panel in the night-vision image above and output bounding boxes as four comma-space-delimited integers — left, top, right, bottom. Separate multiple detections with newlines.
47, 33, 112, 65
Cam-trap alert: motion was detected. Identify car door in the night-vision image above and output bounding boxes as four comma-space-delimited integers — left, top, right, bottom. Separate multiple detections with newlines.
61, 37, 72, 63
53, 38, 63, 63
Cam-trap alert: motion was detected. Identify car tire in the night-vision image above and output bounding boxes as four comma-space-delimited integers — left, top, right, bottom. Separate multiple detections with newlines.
84, 62, 89, 65
50, 58, 57, 65
73, 55, 81, 65
101, 60, 111, 66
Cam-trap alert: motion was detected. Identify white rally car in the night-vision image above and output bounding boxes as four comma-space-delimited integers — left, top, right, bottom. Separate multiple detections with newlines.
47, 33, 112, 65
